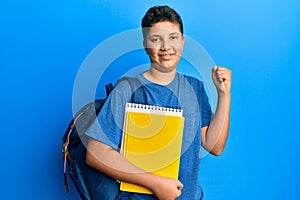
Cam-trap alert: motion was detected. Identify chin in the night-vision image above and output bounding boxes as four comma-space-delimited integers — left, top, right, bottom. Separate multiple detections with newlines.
158, 64, 176, 72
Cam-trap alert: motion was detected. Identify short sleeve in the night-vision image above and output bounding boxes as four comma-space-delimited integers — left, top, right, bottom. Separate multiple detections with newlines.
85, 81, 131, 150
183, 75, 213, 128
199, 81, 213, 127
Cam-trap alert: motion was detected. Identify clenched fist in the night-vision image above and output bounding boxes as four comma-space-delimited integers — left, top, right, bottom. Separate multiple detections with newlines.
212, 66, 232, 94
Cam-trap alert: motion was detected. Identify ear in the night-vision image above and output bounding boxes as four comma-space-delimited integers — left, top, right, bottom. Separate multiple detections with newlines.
143, 40, 149, 55
181, 35, 185, 47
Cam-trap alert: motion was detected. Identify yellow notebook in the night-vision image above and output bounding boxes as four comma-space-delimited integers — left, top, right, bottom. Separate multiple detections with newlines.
120, 103, 184, 194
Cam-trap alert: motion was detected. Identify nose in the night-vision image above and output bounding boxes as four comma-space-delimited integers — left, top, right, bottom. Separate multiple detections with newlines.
160, 39, 171, 51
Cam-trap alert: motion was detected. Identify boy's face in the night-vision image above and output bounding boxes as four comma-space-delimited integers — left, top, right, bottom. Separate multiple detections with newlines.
143, 21, 184, 72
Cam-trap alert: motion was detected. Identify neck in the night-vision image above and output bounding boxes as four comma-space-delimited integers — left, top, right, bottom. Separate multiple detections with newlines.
143, 67, 176, 85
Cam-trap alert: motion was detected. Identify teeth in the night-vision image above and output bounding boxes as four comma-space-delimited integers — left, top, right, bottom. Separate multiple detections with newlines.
161, 54, 171, 59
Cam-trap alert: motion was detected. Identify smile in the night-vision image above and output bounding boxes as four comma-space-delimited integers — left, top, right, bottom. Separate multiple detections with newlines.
159, 53, 175, 60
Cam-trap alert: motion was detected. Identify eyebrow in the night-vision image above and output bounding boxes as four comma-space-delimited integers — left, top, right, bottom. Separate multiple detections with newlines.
169, 32, 180, 36
149, 32, 181, 38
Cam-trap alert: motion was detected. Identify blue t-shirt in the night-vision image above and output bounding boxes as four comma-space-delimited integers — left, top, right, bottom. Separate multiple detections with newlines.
86, 72, 212, 200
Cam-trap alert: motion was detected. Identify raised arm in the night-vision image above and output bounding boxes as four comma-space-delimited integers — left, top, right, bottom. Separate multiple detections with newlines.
86, 138, 183, 199
202, 66, 232, 156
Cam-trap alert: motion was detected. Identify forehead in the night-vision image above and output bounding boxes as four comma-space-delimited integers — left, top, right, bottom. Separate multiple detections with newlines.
148, 21, 181, 36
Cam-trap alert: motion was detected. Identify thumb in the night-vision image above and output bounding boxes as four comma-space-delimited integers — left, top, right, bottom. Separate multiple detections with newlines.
212, 66, 224, 83
212, 66, 219, 82
212, 66, 218, 72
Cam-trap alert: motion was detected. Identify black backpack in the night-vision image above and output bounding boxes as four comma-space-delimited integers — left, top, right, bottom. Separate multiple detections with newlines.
62, 77, 146, 200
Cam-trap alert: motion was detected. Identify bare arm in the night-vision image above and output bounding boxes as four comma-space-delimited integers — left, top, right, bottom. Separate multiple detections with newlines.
202, 66, 232, 156
86, 138, 183, 199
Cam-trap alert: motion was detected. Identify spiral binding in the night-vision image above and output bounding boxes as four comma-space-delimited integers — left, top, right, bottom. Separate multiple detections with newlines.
126, 103, 183, 116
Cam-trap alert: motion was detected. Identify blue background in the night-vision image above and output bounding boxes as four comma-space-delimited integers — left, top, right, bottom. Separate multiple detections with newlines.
1, 0, 299, 199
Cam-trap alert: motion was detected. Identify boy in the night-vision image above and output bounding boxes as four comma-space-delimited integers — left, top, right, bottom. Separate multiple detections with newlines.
85, 5, 231, 200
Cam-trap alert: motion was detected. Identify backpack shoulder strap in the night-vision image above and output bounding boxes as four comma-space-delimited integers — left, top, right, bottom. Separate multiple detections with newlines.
115, 76, 147, 104
105, 83, 114, 97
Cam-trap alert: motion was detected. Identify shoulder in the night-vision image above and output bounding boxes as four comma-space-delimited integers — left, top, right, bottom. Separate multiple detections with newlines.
111, 76, 144, 102
115, 76, 143, 89
113, 76, 139, 93
177, 73, 204, 90
106, 77, 133, 103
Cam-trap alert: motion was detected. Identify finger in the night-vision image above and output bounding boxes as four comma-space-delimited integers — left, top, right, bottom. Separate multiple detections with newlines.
216, 69, 232, 78
215, 70, 232, 81
214, 66, 231, 75
212, 67, 222, 81
215, 71, 225, 82
218, 72, 232, 80
213, 66, 218, 71
216, 72, 230, 80
177, 182, 183, 190
176, 189, 182, 197
215, 66, 230, 71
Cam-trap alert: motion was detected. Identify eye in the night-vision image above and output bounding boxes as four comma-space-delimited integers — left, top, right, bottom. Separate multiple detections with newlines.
170, 36, 178, 40
150, 37, 160, 43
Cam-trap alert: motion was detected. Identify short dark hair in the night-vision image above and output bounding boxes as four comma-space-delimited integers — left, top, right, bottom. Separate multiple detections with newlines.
141, 5, 183, 39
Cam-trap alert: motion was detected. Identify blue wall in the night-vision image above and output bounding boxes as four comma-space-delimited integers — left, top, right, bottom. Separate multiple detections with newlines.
1, 0, 299, 199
